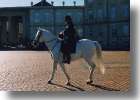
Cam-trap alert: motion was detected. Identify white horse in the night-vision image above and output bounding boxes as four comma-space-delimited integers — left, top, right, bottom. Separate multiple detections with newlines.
33, 28, 105, 85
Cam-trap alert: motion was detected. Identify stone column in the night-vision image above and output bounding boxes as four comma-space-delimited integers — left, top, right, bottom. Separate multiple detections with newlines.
0, 17, 2, 44
22, 16, 26, 40
8, 16, 13, 44
9, 16, 19, 45
21, 16, 27, 44
0, 17, 7, 45
1, 17, 7, 45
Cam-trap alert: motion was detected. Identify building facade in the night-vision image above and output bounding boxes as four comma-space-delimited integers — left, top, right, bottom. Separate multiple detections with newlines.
0, 0, 130, 50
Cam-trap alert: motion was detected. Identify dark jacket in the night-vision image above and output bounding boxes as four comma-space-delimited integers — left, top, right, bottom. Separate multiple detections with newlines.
64, 21, 76, 42
60, 21, 79, 53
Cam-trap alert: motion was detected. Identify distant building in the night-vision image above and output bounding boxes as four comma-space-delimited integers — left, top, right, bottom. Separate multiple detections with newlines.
0, 0, 130, 50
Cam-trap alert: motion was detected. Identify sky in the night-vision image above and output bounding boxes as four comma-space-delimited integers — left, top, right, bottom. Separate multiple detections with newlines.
0, 0, 84, 7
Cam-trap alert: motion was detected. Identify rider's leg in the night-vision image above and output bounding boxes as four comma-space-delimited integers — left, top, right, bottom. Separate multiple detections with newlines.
66, 53, 71, 64
62, 53, 67, 62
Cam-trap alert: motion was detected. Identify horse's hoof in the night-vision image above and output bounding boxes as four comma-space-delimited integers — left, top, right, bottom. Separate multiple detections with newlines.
48, 80, 52, 84
66, 82, 71, 86
87, 80, 93, 84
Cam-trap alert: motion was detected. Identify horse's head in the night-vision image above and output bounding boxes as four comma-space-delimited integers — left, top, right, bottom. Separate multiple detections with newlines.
32, 28, 43, 47
32, 28, 56, 47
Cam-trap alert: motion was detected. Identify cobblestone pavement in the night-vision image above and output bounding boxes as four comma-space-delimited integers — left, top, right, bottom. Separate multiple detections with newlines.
0, 51, 130, 92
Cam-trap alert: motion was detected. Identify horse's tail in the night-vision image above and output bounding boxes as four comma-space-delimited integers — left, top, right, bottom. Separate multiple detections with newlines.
94, 41, 105, 74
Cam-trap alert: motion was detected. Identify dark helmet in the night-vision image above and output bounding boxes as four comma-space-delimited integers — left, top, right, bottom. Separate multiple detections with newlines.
65, 15, 72, 22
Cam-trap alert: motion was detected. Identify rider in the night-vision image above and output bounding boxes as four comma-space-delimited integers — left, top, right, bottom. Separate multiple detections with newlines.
59, 15, 79, 64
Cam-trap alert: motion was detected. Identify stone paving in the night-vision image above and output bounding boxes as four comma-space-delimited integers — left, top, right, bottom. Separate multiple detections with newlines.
0, 51, 130, 92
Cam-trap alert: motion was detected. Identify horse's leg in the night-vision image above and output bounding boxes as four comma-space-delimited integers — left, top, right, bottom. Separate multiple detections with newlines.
48, 61, 58, 84
86, 60, 96, 84
59, 63, 71, 85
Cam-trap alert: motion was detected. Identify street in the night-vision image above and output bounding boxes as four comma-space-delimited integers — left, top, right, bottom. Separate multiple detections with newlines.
0, 51, 130, 92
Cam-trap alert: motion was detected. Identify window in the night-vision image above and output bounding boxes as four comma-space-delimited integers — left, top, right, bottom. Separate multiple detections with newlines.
44, 12, 53, 24
88, 10, 93, 22
111, 24, 117, 37
56, 12, 64, 24
93, 10, 96, 19
34, 12, 40, 23
97, 9, 103, 18
123, 5, 129, 17
111, 7, 116, 19
123, 24, 129, 34
87, 0, 95, 5
18, 22, 23, 34
74, 12, 82, 23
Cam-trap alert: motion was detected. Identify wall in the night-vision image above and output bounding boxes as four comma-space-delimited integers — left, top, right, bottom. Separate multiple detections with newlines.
29, 0, 130, 50
84, 0, 130, 50
0, 8, 30, 46
30, 7, 84, 40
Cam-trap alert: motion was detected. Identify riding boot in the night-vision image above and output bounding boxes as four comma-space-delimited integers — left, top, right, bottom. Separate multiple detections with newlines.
66, 53, 71, 64
62, 53, 71, 64
68, 55, 71, 64
62, 53, 67, 63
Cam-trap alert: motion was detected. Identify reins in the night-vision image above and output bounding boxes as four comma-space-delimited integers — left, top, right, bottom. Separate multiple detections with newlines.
35, 29, 59, 51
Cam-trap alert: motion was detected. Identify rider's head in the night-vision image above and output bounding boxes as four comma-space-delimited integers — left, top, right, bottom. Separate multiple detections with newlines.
65, 15, 72, 22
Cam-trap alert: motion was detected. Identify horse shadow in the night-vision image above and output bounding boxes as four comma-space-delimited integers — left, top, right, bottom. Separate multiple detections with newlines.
88, 83, 120, 91
48, 82, 85, 91
67, 83, 85, 91
49, 82, 120, 92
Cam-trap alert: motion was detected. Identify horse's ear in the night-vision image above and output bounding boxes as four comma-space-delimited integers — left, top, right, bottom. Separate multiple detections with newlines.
37, 27, 40, 30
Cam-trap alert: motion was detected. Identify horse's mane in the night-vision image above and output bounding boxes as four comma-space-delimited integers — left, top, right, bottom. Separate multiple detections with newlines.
39, 28, 56, 39
39, 28, 50, 33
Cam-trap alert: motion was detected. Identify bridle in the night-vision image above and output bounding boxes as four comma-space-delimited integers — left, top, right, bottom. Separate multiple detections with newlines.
33, 30, 58, 51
